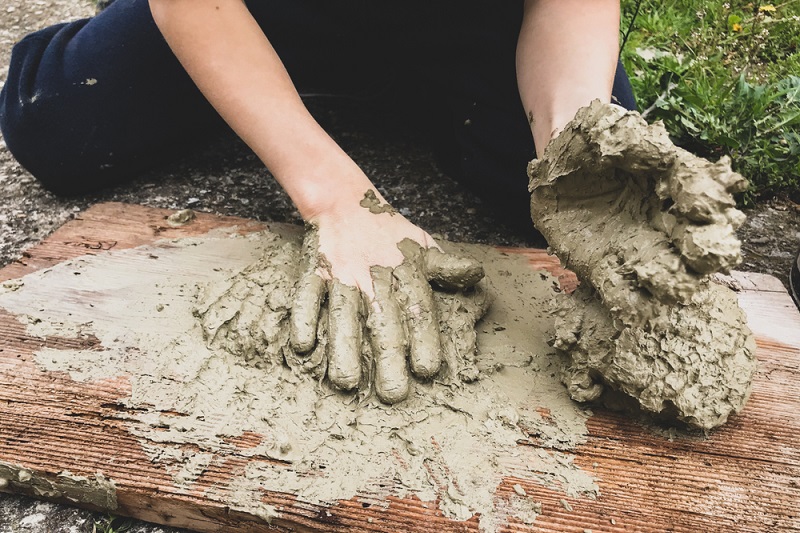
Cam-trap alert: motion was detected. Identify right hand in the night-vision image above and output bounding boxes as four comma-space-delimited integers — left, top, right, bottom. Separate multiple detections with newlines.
529, 101, 755, 429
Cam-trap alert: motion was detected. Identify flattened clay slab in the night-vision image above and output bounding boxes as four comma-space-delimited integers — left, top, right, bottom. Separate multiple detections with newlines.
0, 203, 798, 533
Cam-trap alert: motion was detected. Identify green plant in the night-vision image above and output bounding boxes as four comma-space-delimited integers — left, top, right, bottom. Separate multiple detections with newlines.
91, 514, 132, 533
620, 0, 800, 203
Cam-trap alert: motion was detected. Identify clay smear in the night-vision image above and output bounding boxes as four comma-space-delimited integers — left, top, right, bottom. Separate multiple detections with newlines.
529, 101, 756, 429
359, 189, 397, 215
0, 229, 596, 531
0, 462, 117, 510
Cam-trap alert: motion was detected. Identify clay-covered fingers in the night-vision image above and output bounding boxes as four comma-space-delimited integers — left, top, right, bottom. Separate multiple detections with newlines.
197, 275, 252, 342
289, 230, 326, 354
393, 260, 441, 378
326, 280, 363, 391
656, 155, 747, 275
366, 266, 410, 404
588, 103, 747, 276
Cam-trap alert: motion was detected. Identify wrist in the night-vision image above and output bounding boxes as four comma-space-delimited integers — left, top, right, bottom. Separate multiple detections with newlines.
532, 98, 618, 158
287, 157, 379, 223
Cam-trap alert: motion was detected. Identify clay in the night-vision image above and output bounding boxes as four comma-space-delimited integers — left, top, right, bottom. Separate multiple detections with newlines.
528, 100, 757, 429
289, 227, 326, 354
367, 265, 412, 403
166, 208, 196, 227
0, 462, 117, 510
359, 189, 397, 215
326, 280, 364, 390
197, 232, 491, 403
0, 231, 598, 531
393, 251, 442, 378
271, 226, 488, 403
421, 246, 486, 291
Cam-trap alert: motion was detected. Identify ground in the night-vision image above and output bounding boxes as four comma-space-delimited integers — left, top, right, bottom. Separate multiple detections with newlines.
0, 1, 798, 532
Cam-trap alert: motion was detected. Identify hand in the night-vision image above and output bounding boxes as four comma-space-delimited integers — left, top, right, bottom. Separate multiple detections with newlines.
196, 190, 490, 405
529, 101, 757, 429
290, 190, 486, 403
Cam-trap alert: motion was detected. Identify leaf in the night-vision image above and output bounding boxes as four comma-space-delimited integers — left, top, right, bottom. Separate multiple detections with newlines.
680, 115, 701, 133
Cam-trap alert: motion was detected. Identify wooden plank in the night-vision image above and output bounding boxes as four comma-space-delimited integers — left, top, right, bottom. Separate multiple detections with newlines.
0, 202, 266, 283
0, 202, 798, 533
716, 271, 790, 294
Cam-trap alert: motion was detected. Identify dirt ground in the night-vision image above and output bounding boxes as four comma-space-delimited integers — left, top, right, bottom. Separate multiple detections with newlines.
1, 1, 798, 532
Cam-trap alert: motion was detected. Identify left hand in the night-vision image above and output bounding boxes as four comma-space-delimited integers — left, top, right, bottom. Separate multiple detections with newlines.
290, 190, 486, 403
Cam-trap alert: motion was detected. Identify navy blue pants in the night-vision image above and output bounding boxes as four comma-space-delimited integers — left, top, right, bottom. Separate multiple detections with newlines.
0, 1, 635, 229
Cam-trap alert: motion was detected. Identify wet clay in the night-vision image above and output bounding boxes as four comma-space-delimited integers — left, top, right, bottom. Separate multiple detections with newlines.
278, 220, 489, 404
202, 228, 489, 405
359, 189, 397, 215
166, 208, 196, 227
367, 264, 414, 403
0, 461, 117, 510
528, 101, 757, 429
0, 230, 596, 531
325, 280, 364, 390
288, 227, 327, 354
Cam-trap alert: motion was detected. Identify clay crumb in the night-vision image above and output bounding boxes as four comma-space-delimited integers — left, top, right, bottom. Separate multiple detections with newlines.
167, 209, 196, 227
359, 190, 396, 216
0, 279, 23, 292
18, 470, 31, 482
253, 504, 278, 524
610, 518, 617, 525
513, 484, 526, 496
583, 529, 593, 533
0, 478, 8, 489
560, 498, 573, 511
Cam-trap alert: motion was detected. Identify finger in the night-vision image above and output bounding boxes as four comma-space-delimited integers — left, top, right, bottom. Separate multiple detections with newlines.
326, 280, 363, 390
423, 247, 484, 291
286, 304, 329, 379
434, 279, 492, 380
233, 283, 269, 358
393, 261, 441, 379
366, 266, 410, 404
198, 277, 252, 343
290, 269, 326, 353
290, 229, 327, 354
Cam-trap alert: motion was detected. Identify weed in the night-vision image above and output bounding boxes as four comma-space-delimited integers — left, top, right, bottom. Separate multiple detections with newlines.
621, 0, 800, 203
91, 514, 132, 533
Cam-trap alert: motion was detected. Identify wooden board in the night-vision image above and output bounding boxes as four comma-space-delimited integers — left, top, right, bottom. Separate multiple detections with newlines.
1, 202, 798, 532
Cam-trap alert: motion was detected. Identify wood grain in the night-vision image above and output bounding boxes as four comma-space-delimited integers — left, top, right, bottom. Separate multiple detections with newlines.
0, 202, 798, 532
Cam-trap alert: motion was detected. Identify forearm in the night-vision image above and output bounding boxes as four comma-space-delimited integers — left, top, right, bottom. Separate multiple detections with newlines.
148, 0, 372, 220
516, 0, 620, 156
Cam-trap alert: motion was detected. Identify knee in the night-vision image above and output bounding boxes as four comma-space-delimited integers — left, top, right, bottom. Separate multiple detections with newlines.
1, 36, 77, 194
0, 26, 113, 196
1, 89, 91, 196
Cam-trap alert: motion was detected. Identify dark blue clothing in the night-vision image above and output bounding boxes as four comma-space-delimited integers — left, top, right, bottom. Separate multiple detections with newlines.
0, 1, 636, 229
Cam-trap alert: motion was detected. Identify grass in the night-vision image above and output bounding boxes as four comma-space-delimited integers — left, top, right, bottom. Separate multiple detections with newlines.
620, 0, 800, 204
91, 514, 132, 533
